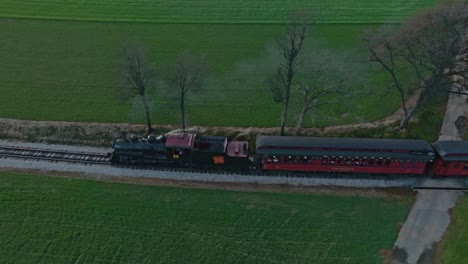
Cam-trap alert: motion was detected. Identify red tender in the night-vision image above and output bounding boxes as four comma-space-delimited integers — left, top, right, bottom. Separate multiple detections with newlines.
165, 133, 196, 149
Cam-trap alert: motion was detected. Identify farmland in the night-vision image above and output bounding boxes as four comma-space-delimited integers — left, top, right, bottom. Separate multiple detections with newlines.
0, 19, 398, 127
0, 0, 436, 127
0, 0, 435, 24
0, 172, 412, 263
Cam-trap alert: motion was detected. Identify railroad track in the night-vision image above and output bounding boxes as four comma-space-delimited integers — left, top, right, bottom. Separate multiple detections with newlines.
0, 144, 424, 188
0, 145, 110, 164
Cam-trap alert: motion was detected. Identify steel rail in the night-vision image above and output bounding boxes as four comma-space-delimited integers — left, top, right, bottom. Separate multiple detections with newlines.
0, 145, 110, 164
412, 186, 468, 191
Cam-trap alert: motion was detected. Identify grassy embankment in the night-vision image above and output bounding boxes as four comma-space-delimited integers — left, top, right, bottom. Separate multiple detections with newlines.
434, 196, 468, 263
0, 0, 435, 127
0, 172, 413, 263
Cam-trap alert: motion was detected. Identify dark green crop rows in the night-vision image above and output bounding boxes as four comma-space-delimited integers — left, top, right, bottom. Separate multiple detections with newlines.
0, 172, 412, 263
0, 0, 435, 24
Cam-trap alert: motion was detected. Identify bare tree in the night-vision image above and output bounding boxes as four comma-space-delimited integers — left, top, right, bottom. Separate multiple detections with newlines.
269, 23, 307, 136
396, 3, 468, 129
364, 27, 410, 120
122, 44, 156, 135
364, 3, 468, 129
294, 55, 349, 135
169, 51, 206, 130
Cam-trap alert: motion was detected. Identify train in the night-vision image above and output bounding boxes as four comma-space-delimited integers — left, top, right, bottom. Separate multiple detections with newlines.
110, 132, 468, 177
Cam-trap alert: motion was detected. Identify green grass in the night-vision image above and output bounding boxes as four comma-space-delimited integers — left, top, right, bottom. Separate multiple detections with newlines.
404, 93, 448, 143
0, 18, 404, 127
0, 0, 435, 24
0, 172, 412, 263
434, 196, 468, 264
0, 0, 436, 128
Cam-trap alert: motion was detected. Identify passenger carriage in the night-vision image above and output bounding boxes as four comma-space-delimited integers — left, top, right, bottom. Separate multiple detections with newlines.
432, 141, 468, 177
255, 136, 435, 175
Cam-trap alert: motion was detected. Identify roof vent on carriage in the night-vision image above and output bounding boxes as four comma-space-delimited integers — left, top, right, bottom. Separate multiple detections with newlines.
165, 133, 196, 149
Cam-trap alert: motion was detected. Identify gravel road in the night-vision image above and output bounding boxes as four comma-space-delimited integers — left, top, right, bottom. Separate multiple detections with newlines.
389, 85, 468, 263
392, 189, 464, 264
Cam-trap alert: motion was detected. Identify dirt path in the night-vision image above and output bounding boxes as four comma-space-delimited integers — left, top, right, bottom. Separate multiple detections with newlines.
0, 92, 420, 146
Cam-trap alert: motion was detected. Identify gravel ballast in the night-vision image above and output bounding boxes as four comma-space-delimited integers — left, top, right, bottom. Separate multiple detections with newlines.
0, 158, 417, 188
0, 139, 110, 154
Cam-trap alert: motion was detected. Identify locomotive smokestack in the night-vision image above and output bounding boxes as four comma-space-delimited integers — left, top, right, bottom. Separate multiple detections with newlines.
121, 131, 128, 142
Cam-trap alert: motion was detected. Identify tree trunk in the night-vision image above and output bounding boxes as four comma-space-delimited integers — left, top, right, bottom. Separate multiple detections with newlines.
399, 92, 426, 129
388, 64, 408, 117
398, 89, 408, 117
180, 94, 186, 131
295, 107, 307, 136
280, 100, 289, 136
142, 95, 152, 135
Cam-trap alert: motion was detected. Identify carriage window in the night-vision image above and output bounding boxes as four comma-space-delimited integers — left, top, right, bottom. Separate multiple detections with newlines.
360, 157, 367, 166
384, 159, 391, 165
454, 163, 460, 168
268, 156, 279, 163
329, 158, 336, 165
376, 158, 383, 165
353, 158, 360, 166
369, 158, 375, 165
285, 156, 297, 163
321, 157, 328, 165
345, 158, 351, 165
302, 156, 311, 163
464, 162, 468, 169
338, 158, 343, 165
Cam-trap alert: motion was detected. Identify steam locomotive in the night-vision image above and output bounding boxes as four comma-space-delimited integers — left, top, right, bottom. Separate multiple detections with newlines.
110, 132, 468, 177
111, 133, 251, 170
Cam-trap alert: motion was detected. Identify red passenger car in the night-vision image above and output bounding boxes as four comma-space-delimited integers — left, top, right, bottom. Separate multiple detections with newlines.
432, 141, 468, 177
256, 136, 435, 175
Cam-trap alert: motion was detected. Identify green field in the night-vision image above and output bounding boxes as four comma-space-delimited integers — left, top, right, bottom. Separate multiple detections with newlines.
0, 0, 435, 23
0, 19, 406, 127
434, 196, 468, 263
0, 172, 412, 263
0, 1, 435, 127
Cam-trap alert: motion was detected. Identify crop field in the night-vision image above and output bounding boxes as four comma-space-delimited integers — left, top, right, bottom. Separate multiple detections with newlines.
0, 0, 435, 24
0, 19, 402, 127
0, 1, 435, 127
0, 172, 412, 263
434, 196, 468, 263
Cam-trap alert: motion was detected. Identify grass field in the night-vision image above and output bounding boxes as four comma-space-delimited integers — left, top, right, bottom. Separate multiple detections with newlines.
0, 172, 412, 263
434, 196, 468, 263
0, 1, 435, 127
0, 18, 403, 127
0, 0, 435, 24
